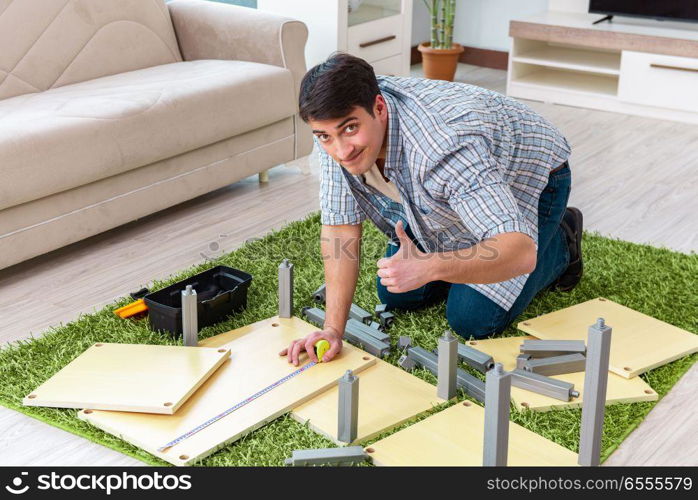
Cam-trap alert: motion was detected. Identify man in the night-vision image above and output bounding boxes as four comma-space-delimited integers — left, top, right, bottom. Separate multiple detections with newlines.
281, 53, 583, 365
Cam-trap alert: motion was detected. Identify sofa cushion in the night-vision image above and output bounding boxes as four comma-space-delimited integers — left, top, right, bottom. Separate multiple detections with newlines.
0, 0, 182, 100
0, 59, 297, 210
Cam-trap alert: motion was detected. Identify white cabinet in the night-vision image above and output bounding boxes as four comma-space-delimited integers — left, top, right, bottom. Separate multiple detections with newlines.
370, 53, 404, 76
618, 51, 698, 113
507, 11, 698, 124
258, 0, 413, 76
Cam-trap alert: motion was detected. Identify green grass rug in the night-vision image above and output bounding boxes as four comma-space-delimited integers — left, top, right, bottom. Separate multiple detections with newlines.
0, 213, 696, 466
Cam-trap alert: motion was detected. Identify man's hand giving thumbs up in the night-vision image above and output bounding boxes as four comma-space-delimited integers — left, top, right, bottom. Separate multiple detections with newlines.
376, 220, 433, 293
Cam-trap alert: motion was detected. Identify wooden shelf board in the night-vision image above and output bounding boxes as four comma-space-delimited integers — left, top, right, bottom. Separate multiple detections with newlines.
23, 343, 230, 415
292, 359, 445, 445
513, 45, 621, 75
518, 298, 698, 379
79, 316, 376, 466
367, 402, 579, 466
511, 67, 618, 97
468, 336, 657, 412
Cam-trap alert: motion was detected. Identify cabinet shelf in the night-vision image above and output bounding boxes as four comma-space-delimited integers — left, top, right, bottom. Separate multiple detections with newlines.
512, 45, 621, 75
511, 67, 618, 97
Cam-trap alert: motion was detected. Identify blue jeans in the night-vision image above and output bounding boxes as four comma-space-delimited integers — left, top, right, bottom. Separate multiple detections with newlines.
376, 163, 571, 339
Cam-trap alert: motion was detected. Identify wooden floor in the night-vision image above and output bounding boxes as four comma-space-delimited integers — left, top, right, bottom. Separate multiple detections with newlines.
0, 63, 696, 466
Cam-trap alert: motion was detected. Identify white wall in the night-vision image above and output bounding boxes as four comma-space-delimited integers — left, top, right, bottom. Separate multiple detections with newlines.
549, 0, 587, 12
412, 0, 550, 52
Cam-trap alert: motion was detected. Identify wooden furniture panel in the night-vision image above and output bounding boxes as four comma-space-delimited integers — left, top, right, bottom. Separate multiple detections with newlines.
79, 316, 376, 466
471, 336, 657, 412
518, 298, 698, 379
367, 402, 578, 466
23, 343, 230, 415
292, 359, 444, 445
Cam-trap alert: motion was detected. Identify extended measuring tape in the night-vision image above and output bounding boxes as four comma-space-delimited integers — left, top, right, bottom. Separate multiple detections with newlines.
158, 339, 331, 452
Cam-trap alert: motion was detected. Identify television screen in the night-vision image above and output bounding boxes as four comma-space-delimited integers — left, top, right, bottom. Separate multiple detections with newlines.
589, 0, 698, 23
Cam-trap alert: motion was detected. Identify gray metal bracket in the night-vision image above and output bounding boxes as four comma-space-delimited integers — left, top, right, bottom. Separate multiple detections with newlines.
349, 303, 373, 325
483, 363, 511, 466
374, 303, 388, 316
377, 311, 395, 329
456, 370, 486, 403
510, 369, 579, 401
311, 283, 326, 304
457, 343, 495, 373
344, 319, 391, 358
302, 306, 325, 327
437, 331, 458, 400
346, 318, 390, 344
523, 353, 587, 376
284, 446, 369, 466
578, 318, 612, 466
516, 354, 531, 370
398, 335, 412, 350
520, 339, 586, 358
406, 345, 486, 403
368, 321, 385, 332
278, 259, 293, 318
181, 285, 198, 347
398, 353, 417, 371
337, 370, 359, 444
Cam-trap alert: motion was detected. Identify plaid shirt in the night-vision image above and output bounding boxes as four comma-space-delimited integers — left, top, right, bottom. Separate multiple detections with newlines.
318, 76, 571, 311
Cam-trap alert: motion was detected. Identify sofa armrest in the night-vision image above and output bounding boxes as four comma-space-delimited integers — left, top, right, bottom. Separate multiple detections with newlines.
168, 1, 307, 77
168, 0, 312, 158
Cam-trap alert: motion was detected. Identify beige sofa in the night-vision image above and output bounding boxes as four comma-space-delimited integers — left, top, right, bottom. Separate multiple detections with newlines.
0, 0, 312, 270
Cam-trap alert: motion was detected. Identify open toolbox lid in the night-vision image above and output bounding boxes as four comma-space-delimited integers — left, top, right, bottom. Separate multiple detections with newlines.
144, 266, 252, 335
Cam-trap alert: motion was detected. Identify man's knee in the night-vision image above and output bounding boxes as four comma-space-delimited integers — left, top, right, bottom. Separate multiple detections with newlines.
446, 300, 510, 340
445, 284, 515, 339
376, 277, 424, 311
377, 276, 450, 312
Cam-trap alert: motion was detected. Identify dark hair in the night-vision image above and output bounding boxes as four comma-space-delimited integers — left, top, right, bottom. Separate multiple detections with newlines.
299, 52, 380, 123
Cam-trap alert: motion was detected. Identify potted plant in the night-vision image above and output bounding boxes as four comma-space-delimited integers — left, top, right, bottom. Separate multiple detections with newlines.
418, 0, 462, 81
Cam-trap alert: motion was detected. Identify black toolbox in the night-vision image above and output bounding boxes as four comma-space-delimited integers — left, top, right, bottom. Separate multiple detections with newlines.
144, 266, 252, 336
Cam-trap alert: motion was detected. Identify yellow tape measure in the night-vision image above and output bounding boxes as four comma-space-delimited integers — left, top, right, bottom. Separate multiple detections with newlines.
315, 339, 330, 362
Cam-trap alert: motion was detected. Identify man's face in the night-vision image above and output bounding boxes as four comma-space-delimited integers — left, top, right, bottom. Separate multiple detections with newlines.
309, 95, 388, 176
